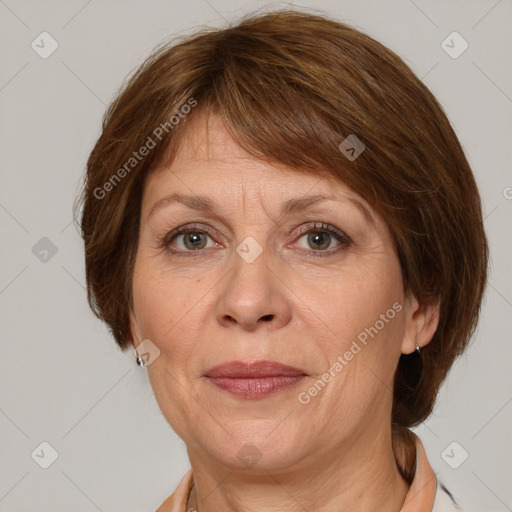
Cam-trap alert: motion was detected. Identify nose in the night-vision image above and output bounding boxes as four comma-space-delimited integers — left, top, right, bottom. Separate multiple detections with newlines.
215, 247, 292, 332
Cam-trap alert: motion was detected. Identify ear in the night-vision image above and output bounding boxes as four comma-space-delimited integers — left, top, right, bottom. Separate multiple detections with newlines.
401, 294, 440, 355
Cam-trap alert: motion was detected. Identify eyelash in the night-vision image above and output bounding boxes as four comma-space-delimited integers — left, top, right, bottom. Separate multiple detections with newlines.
157, 222, 352, 258
293, 222, 352, 258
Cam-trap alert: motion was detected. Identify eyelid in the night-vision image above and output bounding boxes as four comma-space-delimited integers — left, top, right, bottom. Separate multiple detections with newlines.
292, 221, 352, 245
159, 223, 221, 247
158, 220, 352, 256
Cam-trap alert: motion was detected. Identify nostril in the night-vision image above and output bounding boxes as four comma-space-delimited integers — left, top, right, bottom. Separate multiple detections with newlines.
260, 314, 274, 322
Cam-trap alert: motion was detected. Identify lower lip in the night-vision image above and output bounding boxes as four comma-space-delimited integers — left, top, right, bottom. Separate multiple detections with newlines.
206, 375, 306, 399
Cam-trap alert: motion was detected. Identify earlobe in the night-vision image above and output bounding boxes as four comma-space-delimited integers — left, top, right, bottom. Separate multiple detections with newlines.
401, 295, 440, 355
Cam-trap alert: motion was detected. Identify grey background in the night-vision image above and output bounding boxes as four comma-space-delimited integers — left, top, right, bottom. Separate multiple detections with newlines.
0, 0, 511, 511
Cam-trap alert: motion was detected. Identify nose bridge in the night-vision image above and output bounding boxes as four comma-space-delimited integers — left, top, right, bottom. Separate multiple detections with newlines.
215, 239, 291, 330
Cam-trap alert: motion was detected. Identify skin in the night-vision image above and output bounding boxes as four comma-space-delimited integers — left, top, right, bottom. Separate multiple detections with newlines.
129, 113, 440, 512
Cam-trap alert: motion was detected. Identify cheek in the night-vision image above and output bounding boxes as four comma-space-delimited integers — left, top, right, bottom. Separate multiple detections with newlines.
309, 256, 405, 381
132, 261, 197, 351
300, 275, 405, 426
132, 264, 210, 437
318, 264, 403, 337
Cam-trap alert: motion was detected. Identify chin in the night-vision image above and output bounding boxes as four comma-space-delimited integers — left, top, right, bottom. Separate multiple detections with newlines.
192, 421, 311, 472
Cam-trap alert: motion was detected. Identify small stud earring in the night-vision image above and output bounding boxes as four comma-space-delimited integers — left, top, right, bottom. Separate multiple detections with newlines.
415, 344, 422, 354
133, 347, 146, 367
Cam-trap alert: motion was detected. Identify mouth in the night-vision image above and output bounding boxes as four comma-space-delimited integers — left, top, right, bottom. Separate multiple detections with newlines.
204, 360, 307, 399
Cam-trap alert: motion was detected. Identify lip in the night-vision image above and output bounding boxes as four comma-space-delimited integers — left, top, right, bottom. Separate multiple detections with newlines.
204, 360, 307, 378
204, 360, 307, 399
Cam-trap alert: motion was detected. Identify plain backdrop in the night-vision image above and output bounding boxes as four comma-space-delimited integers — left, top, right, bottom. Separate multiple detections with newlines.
0, 1, 511, 511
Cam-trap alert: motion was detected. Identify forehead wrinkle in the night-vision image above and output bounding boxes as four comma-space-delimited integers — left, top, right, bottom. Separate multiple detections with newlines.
256, 184, 284, 229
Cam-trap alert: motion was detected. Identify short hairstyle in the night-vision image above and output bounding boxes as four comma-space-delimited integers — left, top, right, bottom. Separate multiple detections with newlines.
76, 8, 488, 473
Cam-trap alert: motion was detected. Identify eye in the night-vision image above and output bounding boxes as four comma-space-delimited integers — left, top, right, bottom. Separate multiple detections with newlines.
158, 222, 350, 257
162, 224, 219, 253
293, 222, 351, 255
174, 231, 213, 251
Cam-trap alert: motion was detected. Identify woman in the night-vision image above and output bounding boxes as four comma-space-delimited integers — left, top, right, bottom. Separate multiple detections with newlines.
77, 9, 488, 512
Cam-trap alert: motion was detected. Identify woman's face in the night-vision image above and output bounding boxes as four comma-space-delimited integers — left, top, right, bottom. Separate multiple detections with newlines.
130, 114, 424, 472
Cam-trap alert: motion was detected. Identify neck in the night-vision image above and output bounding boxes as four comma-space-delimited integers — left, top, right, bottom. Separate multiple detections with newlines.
186, 426, 411, 512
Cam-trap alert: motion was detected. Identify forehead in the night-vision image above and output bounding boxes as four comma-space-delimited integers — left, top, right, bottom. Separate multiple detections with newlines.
140, 112, 383, 234
175, 112, 249, 161
151, 113, 316, 187
144, 113, 352, 200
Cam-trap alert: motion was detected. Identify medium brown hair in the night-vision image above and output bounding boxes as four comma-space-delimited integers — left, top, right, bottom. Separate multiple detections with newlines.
76, 9, 488, 477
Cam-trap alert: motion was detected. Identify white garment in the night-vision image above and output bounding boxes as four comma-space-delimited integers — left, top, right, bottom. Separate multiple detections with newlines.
433, 479, 466, 511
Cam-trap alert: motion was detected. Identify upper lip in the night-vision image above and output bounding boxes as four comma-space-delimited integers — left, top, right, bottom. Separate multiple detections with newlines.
204, 360, 307, 378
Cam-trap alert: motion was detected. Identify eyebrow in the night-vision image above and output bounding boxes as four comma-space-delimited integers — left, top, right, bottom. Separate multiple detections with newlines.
147, 192, 374, 225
